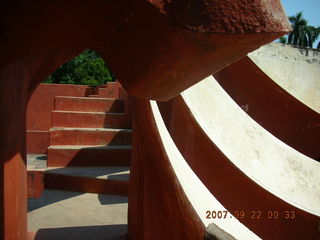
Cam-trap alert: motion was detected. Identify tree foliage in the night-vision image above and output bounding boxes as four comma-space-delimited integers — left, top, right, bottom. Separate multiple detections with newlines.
43, 50, 115, 86
279, 36, 287, 44
278, 12, 320, 49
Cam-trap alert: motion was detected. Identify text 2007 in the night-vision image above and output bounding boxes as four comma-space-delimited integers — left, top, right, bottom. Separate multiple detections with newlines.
206, 211, 229, 219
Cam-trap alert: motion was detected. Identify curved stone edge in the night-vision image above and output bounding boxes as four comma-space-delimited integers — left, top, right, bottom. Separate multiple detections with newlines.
248, 43, 320, 113
214, 55, 320, 160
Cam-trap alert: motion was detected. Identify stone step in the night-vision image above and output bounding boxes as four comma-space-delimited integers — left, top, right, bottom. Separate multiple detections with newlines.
97, 82, 121, 98
55, 96, 124, 113
27, 170, 44, 199
97, 87, 119, 98
47, 145, 131, 167
45, 167, 129, 196
27, 154, 47, 199
52, 110, 130, 129
50, 127, 132, 146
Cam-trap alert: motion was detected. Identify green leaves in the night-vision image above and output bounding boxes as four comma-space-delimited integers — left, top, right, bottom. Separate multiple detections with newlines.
44, 50, 115, 86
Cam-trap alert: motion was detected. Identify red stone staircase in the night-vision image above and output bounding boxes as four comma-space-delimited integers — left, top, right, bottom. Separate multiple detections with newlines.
28, 82, 132, 198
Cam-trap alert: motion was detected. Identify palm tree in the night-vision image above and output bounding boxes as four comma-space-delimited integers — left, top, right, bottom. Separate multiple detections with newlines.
307, 26, 320, 48
280, 12, 320, 48
287, 12, 309, 47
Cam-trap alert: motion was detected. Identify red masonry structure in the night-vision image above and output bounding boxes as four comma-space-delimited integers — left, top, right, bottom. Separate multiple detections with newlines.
0, 1, 292, 239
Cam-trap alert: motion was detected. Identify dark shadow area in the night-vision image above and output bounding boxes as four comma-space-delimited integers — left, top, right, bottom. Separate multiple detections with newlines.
84, 86, 99, 97
101, 112, 130, 130
43, 170, 129, 198
101, 98, 125, 113
36, 155, 47, 160
62, 144, 131, 167
34, 224, 127, 240
45, 167, 130, 180
108, 173, 130, 181
98, 194, 128, 205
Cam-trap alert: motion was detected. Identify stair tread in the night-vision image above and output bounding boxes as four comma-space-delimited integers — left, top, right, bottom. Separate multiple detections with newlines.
48, 145, 132, 150
45, 167, 130, 181
50, 127, 132, 132
55, 96, 119, 100
52, 110, 125, 115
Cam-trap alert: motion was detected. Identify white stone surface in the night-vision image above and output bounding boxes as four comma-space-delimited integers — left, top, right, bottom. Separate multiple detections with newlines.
248, 43, 320, 113
181, 76, 320, 216
28, 190, 128, 239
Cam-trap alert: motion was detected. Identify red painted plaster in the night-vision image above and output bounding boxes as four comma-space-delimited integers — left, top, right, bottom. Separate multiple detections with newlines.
27, 171, 44, 199
129, 98, 204, 239
0, 0, 291, 238
27, 84, 90, 131
26, 131, 49, 154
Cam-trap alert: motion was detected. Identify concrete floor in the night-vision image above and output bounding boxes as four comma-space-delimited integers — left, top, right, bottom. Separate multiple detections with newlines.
28, 188, 128, 239
27, 153, 129, 239
27, 154, 47, 170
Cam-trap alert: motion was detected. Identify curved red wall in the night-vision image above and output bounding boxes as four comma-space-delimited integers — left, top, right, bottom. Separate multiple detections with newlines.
129, 98, 204, 239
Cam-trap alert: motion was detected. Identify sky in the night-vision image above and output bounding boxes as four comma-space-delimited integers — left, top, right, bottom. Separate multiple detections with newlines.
280, 0, 320, 48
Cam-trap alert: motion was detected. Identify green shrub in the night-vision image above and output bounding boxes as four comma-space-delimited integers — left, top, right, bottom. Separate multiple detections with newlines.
43, 50, 115, 86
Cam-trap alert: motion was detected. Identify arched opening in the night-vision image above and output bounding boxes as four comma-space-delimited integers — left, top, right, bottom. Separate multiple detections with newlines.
26, 50, 131, 239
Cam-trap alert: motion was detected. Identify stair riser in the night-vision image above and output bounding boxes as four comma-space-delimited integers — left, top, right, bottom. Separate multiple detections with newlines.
47, 148, 131, 167
27, 171, 44, 199
52, 112, 129, 128
50, 129, 132, 145
55, 97, 124, 112
45, 173, 128, 196
97, 88, 119, 98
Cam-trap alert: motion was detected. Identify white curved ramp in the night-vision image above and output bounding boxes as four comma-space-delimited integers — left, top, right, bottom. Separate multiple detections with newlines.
248, 43, 320, 113
181, 76, 320, 216
150, 101, 260, 240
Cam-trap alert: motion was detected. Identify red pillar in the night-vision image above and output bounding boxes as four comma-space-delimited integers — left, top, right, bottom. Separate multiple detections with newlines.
0, 59, 29, 240
0, 49, 83, 239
